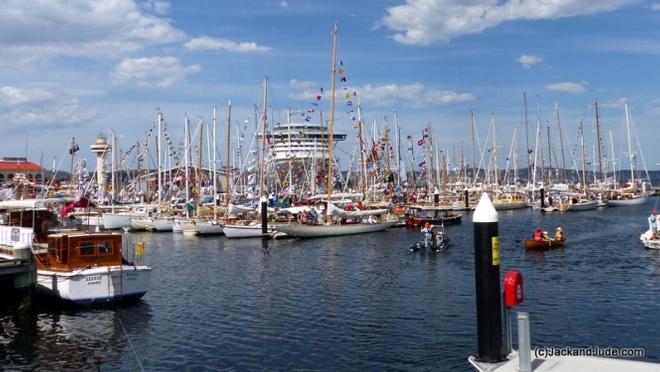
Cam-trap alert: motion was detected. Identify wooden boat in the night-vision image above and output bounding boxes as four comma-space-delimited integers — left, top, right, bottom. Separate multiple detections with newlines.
640, 229, 660, 249
34, 231, 151, 304
405, 205, 462, 227
524, 237, 565, 250
562, 198, 597, 211
222, 222, 286, 239
275, 220, 397, 239
608, 193, 649, 206
492, 192, 528, 210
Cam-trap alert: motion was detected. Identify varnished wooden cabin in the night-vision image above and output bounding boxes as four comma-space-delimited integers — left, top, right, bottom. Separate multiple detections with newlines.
35, 233, 123, 272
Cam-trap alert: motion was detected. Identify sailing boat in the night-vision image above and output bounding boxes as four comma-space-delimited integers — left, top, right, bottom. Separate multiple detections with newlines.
609, 103, 650, 206
275, 22, 396, 239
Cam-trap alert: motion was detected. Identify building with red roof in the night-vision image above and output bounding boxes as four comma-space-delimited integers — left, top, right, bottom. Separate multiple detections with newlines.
0, 157, 44, 184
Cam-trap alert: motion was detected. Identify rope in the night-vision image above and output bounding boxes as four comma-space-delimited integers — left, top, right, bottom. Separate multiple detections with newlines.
118, 315, 145, 372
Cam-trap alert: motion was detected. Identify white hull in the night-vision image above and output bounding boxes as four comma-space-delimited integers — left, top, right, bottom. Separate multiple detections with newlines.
565, 200, 598, 211
77, 215, 104, 227
101, 213, 132, 229
608, 196, 650, 206
180, 221, 198, 235
223, 223, 281, 238
37, 265, 151, 304
131, 217, 154, 231
493, 201, 528, 210
152, 218, 174, 232
641, 229, 660, 249
276, 221, 397, 238
196, 221, 224, 235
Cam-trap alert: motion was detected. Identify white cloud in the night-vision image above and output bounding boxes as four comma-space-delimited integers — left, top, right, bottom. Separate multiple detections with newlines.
545, 82, 586, 93
111, 57, 201, 88
144, 0, 171, 14
652, 3, 660, 10
600, 97, 628, 108
289, 79, 317, 90
289, 82, 474, 107
517, 54, 542, 69
184, 36, 271, 53
0, 86, 97, 127
280, 0, 289, 9
382, 0, 633, 45
0, 0, 185, 67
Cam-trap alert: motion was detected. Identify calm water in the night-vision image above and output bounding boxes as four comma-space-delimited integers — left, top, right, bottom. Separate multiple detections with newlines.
2, 201, 660, 371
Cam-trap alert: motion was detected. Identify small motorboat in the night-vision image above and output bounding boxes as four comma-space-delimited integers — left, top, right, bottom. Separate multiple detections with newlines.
410, 224, 450, 252
525, 237, 565, 250
640, 229, 660, 249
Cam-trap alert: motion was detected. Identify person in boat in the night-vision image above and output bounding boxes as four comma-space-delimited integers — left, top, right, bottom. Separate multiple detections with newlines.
555, 227, 564, 240
542, 231, 549, 240
421, 222, 432, 245
649, 210, 657, 237
533, 228, 543, 241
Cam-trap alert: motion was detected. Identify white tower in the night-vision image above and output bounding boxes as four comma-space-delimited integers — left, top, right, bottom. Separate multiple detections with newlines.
90, 133, 111, 190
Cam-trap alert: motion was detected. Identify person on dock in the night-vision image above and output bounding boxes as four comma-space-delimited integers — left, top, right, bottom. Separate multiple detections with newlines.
555, 227, 564, 240
649, 210, 657, 236
533, 228, 543, 241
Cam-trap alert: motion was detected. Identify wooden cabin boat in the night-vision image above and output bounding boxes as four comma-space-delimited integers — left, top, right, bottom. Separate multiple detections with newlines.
405, 205, 462, 227
34, 232, 151, 304
524, 237, 565, 250
492, 192, 528, 210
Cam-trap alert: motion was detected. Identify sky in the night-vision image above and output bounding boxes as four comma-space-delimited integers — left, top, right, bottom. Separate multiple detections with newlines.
2, 0, 660, 173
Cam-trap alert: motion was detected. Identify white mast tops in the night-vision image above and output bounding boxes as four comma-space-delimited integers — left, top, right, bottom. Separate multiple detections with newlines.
473, 193, 498, 223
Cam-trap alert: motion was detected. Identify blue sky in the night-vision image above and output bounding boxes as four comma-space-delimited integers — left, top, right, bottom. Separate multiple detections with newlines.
1, 0, 659, 173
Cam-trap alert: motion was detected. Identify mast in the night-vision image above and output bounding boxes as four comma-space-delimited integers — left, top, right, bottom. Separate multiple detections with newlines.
555, 103, 568, 184
470, 109, 477, 183
492, 116, 498, 188
546, 124, 552, 185
395, 112, 401, 188
609, 129, 617, 186
594, 100, 604, 184
384, 117, 392, 189
184, 114, 190, 217
111, 130, 116, 206
532, 120, 540, 188
513, 127, 519, 185
225, 101, 232, 218
157, 111, 163, 204
198, 118, 204, 202
325, 21, 339, 217
70, 137, 76, 193
357, 104, 367, 201
579, 119, 588, 193
213, 106, 218, 209
624, 102, 635, 185
259, 78, 269, 200
523, 93, 531, 183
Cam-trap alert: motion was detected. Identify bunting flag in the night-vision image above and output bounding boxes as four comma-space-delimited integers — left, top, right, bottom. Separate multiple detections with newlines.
418, 138, 425, 146
69, 143, 80, 155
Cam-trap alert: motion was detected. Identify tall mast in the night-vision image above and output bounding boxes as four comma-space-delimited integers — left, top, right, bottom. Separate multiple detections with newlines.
594, 100, 604, 184
325, 21, 339, 213
357, 104, 367, 201
395, 112, 401, 188
184, 114, 190, 217
624, 102, 635, 185
198, 118, 204, 202
579, 119, 588, 192
384, 117, 392, 189
111, 130, 116, 205
259, 78, 269, 200
157, 111, 162, 204
213, 106, 218, 209
225, 101, 232, 218
546, 124, 552, 185
555, 103, 567, 184
513, 127, 519, 185
609, 129, 616, 186
532, 120, 540, 188
470, 109, 477, 183
523, 93, 531, 183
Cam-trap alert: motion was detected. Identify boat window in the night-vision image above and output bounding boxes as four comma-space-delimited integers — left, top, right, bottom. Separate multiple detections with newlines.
79, 242, 95, 256
98, 241, 113, 255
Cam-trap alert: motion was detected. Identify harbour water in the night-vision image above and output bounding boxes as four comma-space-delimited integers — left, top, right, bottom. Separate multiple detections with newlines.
1, 202, 659, 371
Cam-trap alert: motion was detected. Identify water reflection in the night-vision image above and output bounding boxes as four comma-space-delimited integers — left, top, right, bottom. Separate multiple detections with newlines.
0, 299, 152, 370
